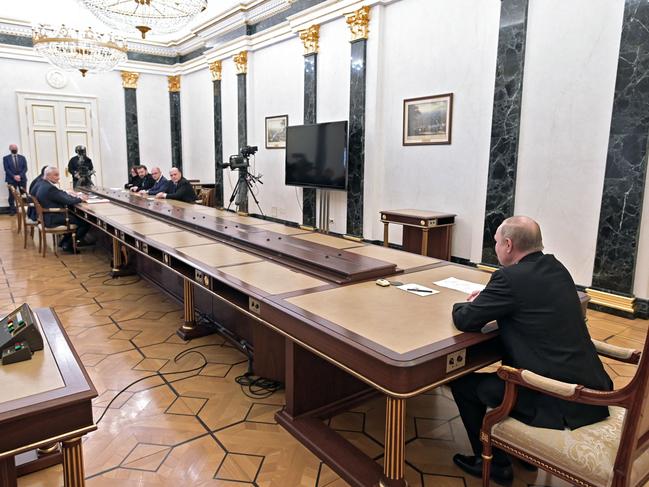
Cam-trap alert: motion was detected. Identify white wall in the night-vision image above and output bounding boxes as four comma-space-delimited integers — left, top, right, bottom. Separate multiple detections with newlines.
316, 16, 352, 233
515, 0, 625, 286
137, 73, 173, 177
374, 0, 500, 261
0, 59, 127, 196
248, 37, 303, 222
180, 68, 215, 182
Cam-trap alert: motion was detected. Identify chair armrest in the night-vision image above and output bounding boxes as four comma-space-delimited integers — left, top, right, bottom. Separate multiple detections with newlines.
496, 365, 629, 407
592, 339, 641, 364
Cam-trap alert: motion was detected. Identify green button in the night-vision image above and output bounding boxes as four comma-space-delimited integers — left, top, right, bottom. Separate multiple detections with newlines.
14, 345, 21, 350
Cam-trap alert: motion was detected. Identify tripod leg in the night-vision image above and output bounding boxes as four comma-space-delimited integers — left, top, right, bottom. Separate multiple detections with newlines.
246, 179, 264, 216
227, 179, 241, 211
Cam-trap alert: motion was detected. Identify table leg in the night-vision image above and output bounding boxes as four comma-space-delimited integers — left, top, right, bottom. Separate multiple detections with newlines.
176, 280, 213, 340
111, 238, 122, 273
383, 222, 389, 247
0, 456, 17, 487
380, 397, 407, 487
61, 437, 85, 487
421, 228, 429, 256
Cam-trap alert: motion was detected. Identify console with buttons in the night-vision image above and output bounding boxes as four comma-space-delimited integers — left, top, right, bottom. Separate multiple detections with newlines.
0, 304, 43, 365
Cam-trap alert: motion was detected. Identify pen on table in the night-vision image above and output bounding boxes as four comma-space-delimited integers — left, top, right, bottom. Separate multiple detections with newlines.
405, 288, 434, 293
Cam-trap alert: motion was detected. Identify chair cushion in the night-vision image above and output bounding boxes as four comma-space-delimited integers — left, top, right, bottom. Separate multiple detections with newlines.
26, 218, 37, 225
47, 225, 77, 231
492, 406, 625, 486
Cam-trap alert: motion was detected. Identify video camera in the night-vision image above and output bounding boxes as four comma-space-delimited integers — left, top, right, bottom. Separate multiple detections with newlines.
221, 145, 258, 170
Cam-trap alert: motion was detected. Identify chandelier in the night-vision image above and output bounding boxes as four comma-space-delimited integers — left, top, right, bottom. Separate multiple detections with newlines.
80, 0, 208, 39
33, 24, 128, 77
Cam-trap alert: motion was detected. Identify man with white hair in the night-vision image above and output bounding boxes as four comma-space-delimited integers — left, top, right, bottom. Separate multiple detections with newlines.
34, 166, 90, 253
3, 144, 28, 214
450, 216, 612, 483
140, 166, 167, 196
155, 167, 196, 203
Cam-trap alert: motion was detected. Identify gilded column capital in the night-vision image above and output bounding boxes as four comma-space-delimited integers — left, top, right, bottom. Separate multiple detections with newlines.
345, 5, 370, 41
121, 71, 139, 89
209, 60, 222, 81
234, 51, 248, 75
299, 24, 320, 55
168, 75, 180, 92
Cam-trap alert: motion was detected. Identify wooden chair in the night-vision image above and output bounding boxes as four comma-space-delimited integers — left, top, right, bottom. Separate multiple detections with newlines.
480, 337, 647, 487
6, 184, 25, 233
8, 185, 40, 250
30, 196, 77, 258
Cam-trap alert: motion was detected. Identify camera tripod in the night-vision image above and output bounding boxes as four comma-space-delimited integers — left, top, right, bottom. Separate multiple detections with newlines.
227, 168, 264, 215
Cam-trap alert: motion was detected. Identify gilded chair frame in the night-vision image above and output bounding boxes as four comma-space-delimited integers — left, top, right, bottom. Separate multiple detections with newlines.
30, 196, 78, 258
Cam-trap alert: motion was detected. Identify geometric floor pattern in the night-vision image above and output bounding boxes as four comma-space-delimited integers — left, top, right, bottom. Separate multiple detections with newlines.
0, 215, 641, 487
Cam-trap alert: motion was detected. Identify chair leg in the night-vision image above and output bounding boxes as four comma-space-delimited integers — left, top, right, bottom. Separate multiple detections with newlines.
37, 229, 42, 254
482, 434, 492, 487
72, 232, 77, 254
52, 234, 58, 257
23, 224, 28, 249
15, 212, 21, 234
42, 231, 47, 257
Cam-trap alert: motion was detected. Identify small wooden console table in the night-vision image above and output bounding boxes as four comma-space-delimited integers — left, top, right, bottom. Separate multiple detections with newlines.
380, 209, 455, 261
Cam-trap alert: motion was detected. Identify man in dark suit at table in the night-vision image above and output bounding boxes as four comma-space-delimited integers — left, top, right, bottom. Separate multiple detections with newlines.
155, 167, 196, 203
450, 216, 612, 483
140, 166, 167, 196
129, 165, 155, 192
3, 144, 28, 215
34, 166, 90, 253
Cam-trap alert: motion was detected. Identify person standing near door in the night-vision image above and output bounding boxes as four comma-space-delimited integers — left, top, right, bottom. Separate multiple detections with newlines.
3, 144, 28, 215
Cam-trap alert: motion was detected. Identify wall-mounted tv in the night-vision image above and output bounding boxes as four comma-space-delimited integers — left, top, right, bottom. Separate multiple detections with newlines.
285, 121, 348, 190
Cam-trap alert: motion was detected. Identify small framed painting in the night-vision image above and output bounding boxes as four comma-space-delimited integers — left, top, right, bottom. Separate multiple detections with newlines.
265, 115, 288, 149
402, 93, 453, 145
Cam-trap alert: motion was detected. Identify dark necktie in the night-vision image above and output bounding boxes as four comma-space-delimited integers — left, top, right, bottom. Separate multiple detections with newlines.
12, 155, 17, 172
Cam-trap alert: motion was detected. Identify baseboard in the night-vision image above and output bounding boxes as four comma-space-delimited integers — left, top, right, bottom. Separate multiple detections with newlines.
0, 206, 11, 215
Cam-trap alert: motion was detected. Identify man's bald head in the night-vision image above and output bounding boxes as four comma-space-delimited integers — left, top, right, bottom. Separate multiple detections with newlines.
494, 216, 544, 266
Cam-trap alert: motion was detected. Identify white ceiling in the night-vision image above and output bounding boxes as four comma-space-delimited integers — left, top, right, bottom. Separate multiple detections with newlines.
1, 0, 244, 43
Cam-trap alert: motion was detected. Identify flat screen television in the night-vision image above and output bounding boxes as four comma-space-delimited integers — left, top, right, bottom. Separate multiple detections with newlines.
285, 121, 348, 190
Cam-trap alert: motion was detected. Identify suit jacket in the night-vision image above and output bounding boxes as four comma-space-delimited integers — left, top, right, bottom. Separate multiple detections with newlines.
452, 252, 612, 430
3, 154, 27, 185
134, 174, 155, 191
34, 181, 82, 227
147, 175, 168, 195
125, 174, 139, 189
165, 178, 196, 203
29, 175, 43, 194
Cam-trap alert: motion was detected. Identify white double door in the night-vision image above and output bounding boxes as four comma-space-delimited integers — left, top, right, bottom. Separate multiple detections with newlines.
17, 92, 102, 189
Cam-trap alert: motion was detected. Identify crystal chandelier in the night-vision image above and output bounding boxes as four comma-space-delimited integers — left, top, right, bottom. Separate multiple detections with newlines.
33, 24, 128, 77
80, 0, 208, 39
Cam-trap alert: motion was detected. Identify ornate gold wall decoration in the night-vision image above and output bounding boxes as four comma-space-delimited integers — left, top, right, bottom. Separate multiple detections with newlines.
299, 24, 320, 55
234, 51, 248, 74
168, 75, 180, 92
345, 5, 370, 41
209, 60, 222, 81
121, 71, 139, 89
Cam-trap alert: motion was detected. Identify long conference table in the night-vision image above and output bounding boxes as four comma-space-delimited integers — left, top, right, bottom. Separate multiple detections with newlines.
72, 187, 505, 487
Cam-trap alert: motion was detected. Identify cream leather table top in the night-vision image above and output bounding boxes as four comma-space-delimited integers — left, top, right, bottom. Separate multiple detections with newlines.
219, 261, 328, 295
148, 232, 215, 248
81, 202, 133, 216
256, 223, 311, 236
346, 245, 439, 271
293, 233, 365, 249
220, 214, 275, 226
0, 318, 65, 403
286, 265, 492, 355
105, 213, 158, 225
122, 221, 182, 236
177, 243, 263, 268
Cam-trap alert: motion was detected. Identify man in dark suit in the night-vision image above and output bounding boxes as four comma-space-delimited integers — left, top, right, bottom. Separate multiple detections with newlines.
3, 144, 28, 215
67, 145, 93, 189
34, 166, 90, 253
450, 216, 612, 483
140, 166, 167, 196
129, 165, 155, 192
155, 167, 196, 203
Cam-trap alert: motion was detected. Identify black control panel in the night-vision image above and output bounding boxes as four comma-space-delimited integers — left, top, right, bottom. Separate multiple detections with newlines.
0, 304, 43, 365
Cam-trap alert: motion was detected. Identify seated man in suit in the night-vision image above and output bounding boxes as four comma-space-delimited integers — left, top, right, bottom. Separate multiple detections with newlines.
140, 166, 167, 196
129, 165, 155, 192
34, 166, 90, 253
155, 167, 196, 203
27, 166, 48, 221
450, 216, 612, 483
3, 144, 28, 215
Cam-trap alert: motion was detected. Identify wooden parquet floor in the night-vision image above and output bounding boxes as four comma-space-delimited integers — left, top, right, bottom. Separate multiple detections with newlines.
0, 215, 642, 487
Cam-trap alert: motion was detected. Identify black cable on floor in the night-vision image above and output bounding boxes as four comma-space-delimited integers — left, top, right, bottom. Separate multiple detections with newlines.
235, 373, 283, 400
95, 347, 209, 424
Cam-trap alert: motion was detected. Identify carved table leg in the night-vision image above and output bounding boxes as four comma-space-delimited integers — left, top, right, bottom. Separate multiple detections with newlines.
111, 238, 122, 273
62, 437, 85, 487
421, 228, 429, 257
380, 396, 407, 487
383, 222, 389, 247
176, 279, 213, 340
0, 456, 17, 487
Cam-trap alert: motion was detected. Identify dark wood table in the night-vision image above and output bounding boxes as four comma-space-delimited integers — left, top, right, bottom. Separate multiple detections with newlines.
380, 209, 455, 260
0, 308, 97, 487
72, 189, 586, 487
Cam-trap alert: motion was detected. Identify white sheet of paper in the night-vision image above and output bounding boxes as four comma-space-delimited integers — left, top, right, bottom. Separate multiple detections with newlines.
109, 187, 122, 190
434, 277, 486, 294
396, 283, 439, 297
86, 198, 110, 204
